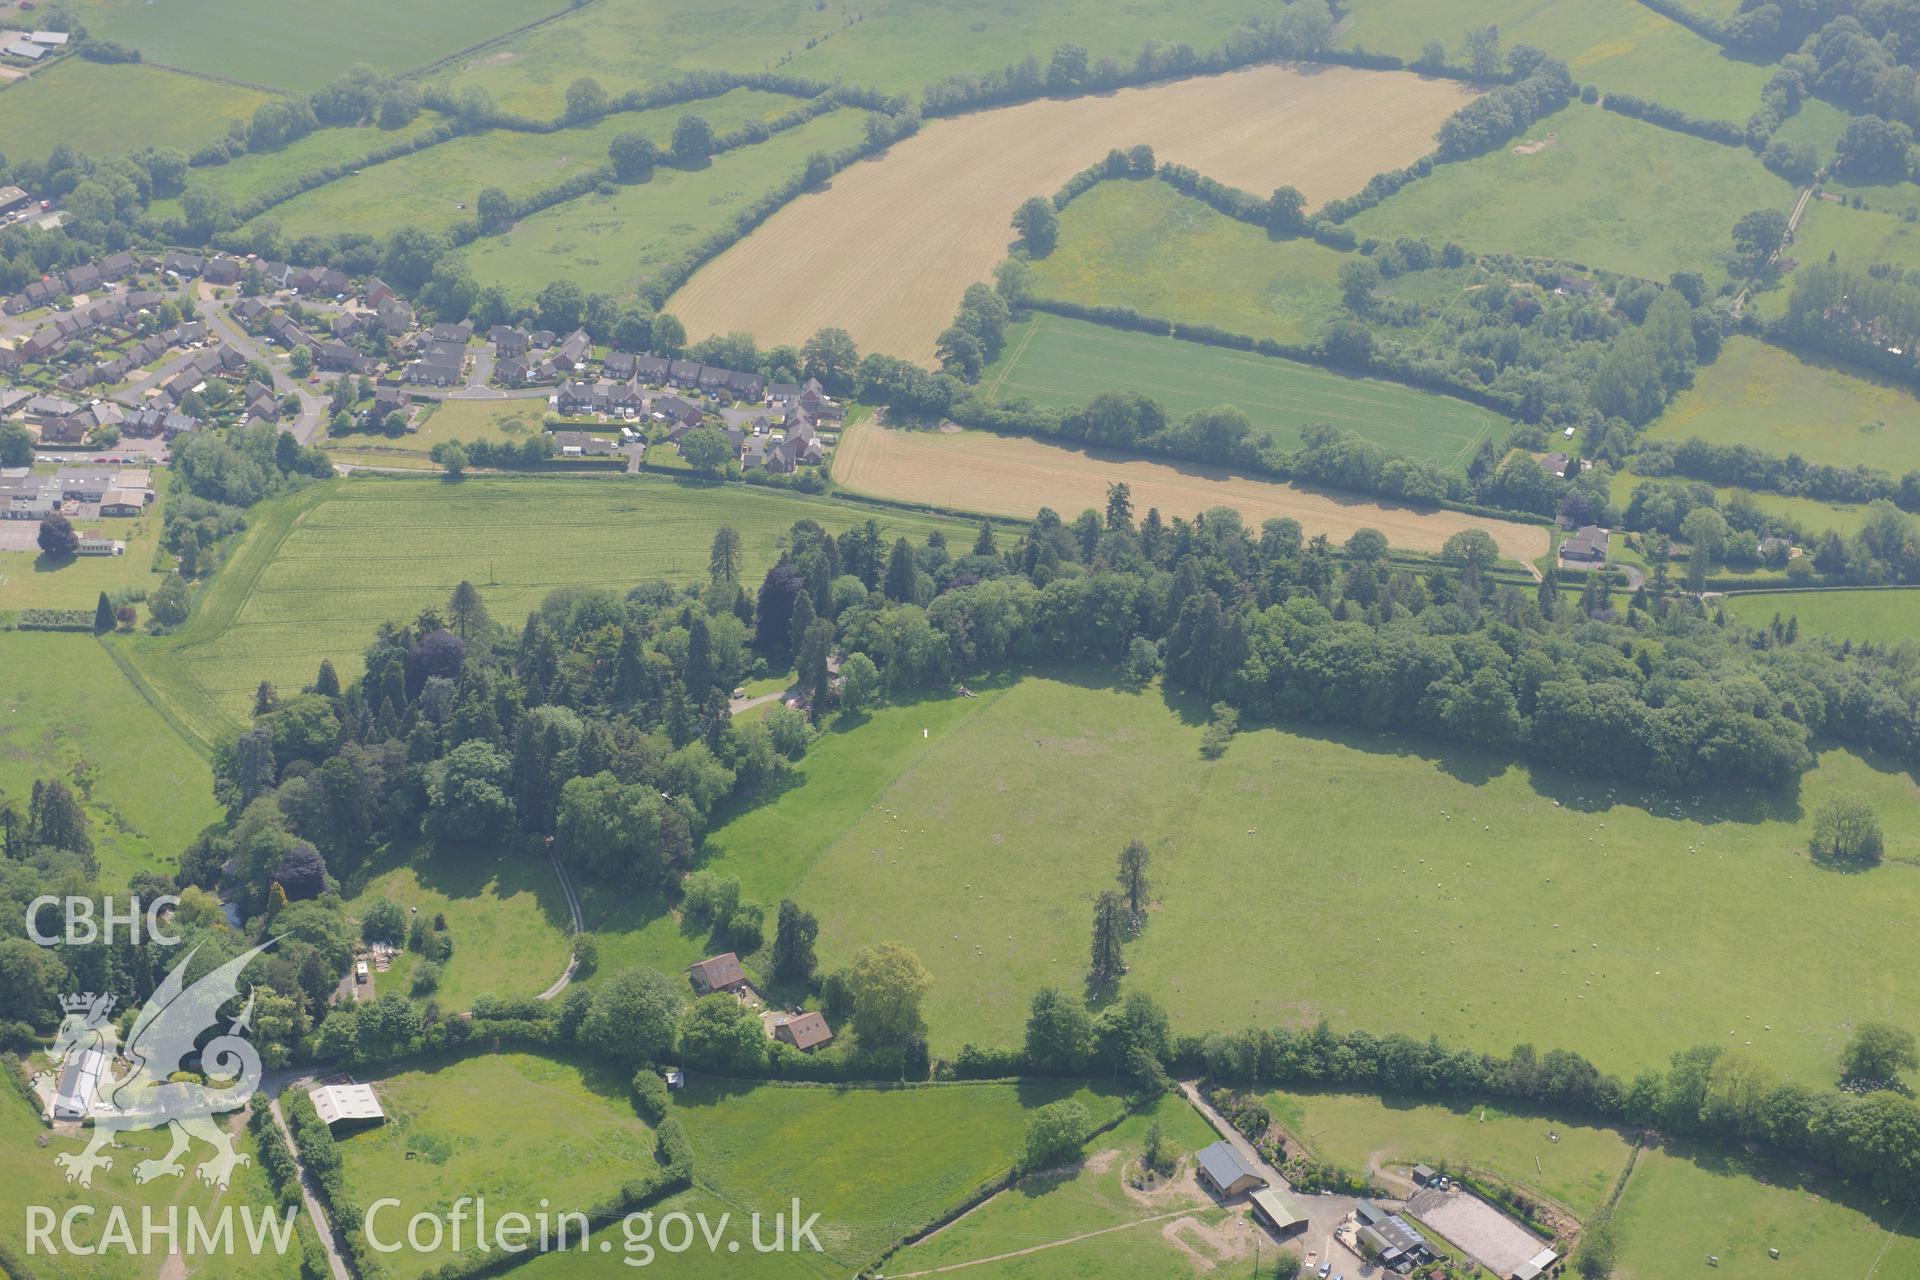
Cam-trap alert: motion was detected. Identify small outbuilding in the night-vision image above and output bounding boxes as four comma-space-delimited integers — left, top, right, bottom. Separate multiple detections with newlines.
1194, 1140, 1266, 1199
1412, 1163, 1438, 1187
1511, 1247, 1560, 1280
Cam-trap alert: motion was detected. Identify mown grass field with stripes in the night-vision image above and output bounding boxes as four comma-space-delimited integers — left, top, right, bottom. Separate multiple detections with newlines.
124, 475, 975, 745
981, 312, 1507, 472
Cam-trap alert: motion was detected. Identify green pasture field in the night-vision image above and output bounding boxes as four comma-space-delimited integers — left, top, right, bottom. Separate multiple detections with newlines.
150, 112, 449, 221
1263, 1090, 1634, 1217
1347, 102, 1796, 285
0, 632, 220, 885
327, 398, 551, 463
1644, 336, 1920, 477
671, 672, 1920, 1085
980, 312, 1506, 472
1785, 196, 1920, 278
122, 475, 976, 745
1031, 178, 1348, 345
260, 88, 812, 240
0, 59, 271, 164
1613, 1143, 1920, 1279
889, 1094, 1232, 1279
445, 0, 1265, 119
1340, 0, 1772, 120
1723, 588, 1920, 646
0, 1076, 303, 1280
337, 1052, 655, 1280
1768, 98, 1852, 168
341, 840, 572, 1010
70, 0, 556, 91
457, 108, 868, 300
515, 1077, 1121, 1280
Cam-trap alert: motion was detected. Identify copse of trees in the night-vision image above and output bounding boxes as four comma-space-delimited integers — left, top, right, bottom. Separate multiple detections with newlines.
1434, 47, 1574, 160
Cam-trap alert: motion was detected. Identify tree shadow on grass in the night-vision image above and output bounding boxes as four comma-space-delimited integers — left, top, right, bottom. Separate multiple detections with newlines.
1646, 1133, 1917, 1238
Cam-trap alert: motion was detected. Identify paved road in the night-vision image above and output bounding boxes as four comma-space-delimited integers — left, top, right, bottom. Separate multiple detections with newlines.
196, 284, 326, 444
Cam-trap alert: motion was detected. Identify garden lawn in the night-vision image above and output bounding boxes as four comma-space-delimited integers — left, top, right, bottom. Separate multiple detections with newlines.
1030, 178, 1348, 347
980, 313, 1506, 472
0, 1075, 301, 1280
1613, 1143, 1920, 1280
71, 0, 554, 90
665, 673, 1920, 1086
1262, 1090, 1633, 1218
1723, 588, 1920, 646
123, 475, 975, 745
1347, 102, 1797, 285
889, 1093, 1230, 1279
336, 1052, 655, 1280
0, 467, 172, 614
1341, 0, 1772, 120
445, 0, 1266, 118
0, 632, 219, 884
340, 840, 573, 1010
1644, 336, 1920, 477
0, 59, 271, 164
259, 88, 813, 239
456, 109, 868, 300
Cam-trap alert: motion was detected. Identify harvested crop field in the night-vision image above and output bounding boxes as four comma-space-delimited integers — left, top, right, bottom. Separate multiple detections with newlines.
669, 63, 1471, 363
833, 418, 1549, 560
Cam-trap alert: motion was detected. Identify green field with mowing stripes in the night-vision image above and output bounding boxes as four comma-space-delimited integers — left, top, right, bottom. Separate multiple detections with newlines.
981, 312, 1507, 472
124, 475, 976, 745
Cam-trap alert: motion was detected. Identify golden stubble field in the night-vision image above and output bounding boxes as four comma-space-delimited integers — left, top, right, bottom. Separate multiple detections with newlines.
669, 63, 1470, 363
833, 418, 1550, 560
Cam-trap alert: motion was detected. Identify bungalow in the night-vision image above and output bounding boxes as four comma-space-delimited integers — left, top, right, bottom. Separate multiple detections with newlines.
1194, 1141, 1266, 1199
550, 429, 616, 457
0, 387, 31, 416
1560, 525, 1610, 564
75, 534, 125, 555
772, 1011, 833, 1053
688, 952, 750, 996
24, 394, 79, 427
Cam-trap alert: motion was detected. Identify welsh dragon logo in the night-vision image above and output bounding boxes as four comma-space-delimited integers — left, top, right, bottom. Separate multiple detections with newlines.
42, 941, 271, 1190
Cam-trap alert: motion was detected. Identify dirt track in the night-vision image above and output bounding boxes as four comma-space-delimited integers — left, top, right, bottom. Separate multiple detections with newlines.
669, 62, 1469, 363
833, 419, 1550, 561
